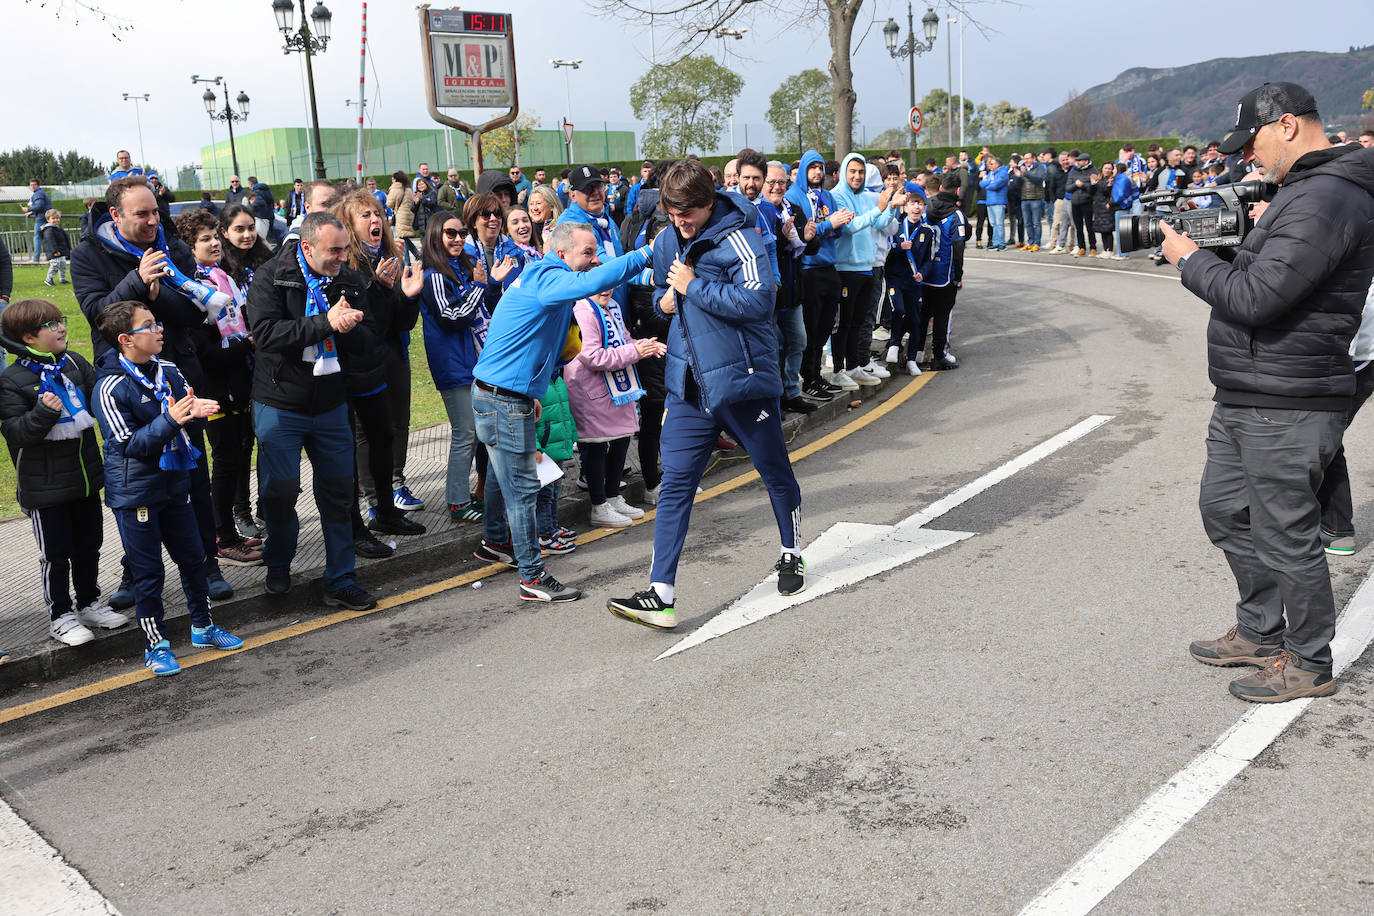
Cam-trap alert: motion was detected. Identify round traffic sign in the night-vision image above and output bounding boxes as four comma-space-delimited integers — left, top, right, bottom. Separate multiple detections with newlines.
909, 106, 923, 134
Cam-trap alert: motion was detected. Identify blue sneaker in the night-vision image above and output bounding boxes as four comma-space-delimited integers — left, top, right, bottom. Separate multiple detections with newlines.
144, 640, 181, 676
191, 624, 244, 650
393, 486, 424, 512
207, 574, 234, 601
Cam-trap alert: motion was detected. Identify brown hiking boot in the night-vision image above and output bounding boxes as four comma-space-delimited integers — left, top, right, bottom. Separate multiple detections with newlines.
1228, 650, 1336, 703
1189, 625, 1283, 667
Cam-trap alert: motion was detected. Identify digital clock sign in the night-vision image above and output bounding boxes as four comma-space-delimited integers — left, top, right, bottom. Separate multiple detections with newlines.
462, 12, 507, 31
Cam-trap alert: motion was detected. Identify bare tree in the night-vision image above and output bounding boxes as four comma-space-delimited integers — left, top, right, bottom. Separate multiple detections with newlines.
1049, 89, 1098, 141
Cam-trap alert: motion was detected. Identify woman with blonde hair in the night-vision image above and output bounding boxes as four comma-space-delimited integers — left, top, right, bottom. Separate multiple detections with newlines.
526, 184, 561, 252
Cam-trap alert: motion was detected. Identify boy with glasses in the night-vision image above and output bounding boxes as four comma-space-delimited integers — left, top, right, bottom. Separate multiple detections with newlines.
1, 300, 128, 647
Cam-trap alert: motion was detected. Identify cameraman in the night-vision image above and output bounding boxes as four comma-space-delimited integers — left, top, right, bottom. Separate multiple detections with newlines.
1162, 82, 1374, 703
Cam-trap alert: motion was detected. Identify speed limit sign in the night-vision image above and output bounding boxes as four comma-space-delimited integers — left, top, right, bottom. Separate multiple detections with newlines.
909, 106, 923, 134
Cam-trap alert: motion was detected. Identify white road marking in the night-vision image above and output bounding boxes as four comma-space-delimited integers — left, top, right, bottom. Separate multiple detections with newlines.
966, 255, 1181, 280
1018, 541, 1374, 916
658, 415, 1115, 660
0, 794, 120, 915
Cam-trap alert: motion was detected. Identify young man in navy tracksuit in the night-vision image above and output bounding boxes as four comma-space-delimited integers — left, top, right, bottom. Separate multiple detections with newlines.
921, 173, 966, 370
884, 193, 937, 375
92, 301, 244, 676
608, 159, 804, 632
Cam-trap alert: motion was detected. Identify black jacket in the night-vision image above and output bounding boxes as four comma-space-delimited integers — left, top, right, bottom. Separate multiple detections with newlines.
1182, 144, 1374, 410
70, 209, 208, 391
1045, 161, 1067, 203
244, 241, 373, 415
339, 260, 418, 396
0, 338, 103, 510
0, 236, 12, 302
40, 224, 72, 259
1091, 178, 1115, 232
1066, 166, 1094, 206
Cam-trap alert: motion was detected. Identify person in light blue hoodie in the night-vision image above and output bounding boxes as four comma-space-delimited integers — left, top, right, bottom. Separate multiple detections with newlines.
784, 150, 855, 398
978, 156, 1009, 251
826, 153, 905, 385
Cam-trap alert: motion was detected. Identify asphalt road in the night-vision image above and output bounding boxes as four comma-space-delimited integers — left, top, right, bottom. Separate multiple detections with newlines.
4, 256, 1374, 915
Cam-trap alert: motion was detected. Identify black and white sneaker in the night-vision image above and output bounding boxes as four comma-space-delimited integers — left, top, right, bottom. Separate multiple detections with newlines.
520, 570, 582, 602
607, 589, 677, 630
804, 381, 836, 400
473, 539, 516, 567
776, 554, 806, 596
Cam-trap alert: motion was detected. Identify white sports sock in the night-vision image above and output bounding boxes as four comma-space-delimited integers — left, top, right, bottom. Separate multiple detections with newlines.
652, 582, 674, 603
781, 545, 800, 557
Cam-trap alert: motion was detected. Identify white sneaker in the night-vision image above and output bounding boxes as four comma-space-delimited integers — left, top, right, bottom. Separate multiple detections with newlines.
590, 502, 632, 528
1112, 254, 1128, 260
830, 370, 860, 391
50, 611, 95, 646
1071, 248, 1082, 257
606, 495, 645, 520
871, 327, 891, 342
864, 362, 890, 379
846, 365, 879, 387
1049, 246, 1064, 254
886, 345, 899, 363
906, 360, 922, 376
77, 600, 130, 630
1097, 251, 1113, 260
643, 484, 660, 506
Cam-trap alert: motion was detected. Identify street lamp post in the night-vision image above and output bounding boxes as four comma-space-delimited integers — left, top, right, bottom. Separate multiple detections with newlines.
714, 27, 747, 154
945, 15, 957, 146
192, 75, 249, 187
550, 59, 582, 163
120, 93, 151, 171
273, 0, 333, 180
882, 5, 938, 166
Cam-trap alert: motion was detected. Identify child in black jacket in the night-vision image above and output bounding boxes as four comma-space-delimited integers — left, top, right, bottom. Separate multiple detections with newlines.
40, 210, 72, 286
884, 195, 937, 375
0, 298, 129, 646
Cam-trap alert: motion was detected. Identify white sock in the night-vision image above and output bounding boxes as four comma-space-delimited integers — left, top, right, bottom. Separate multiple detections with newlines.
781, 546, 800, 558
652, 582, 674, 603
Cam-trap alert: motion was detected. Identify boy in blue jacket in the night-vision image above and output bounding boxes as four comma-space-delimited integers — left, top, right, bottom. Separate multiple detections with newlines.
608, 159, 804, 632
92, 301, 244, 676
885, 194, 937, 375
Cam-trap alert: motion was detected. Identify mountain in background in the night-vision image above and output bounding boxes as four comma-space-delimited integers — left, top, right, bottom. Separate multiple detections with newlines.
1043, 46, 1374, 140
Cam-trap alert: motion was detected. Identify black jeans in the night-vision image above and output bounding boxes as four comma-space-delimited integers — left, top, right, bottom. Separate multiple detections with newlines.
205, 409, 254, 543
1008, 200, 1023, 245
836, 270, 873, 371
1318, 363, 1374, 537
920, 283, 957, 360
800, 266, 841, 385
638, 395, 665, 491
358, 345, 412, 505
349, 390, 401, 534
1072, 201, 1094, 251
578, 437, 631, 505
974, 202, 991, 245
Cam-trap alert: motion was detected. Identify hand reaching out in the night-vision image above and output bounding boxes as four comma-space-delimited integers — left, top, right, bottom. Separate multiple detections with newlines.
634, 337, 667, 358
491, 255, 518, 283
400, 262, 424, 298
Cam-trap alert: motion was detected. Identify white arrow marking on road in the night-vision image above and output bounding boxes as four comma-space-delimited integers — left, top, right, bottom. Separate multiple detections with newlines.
657, 414, 1115, 660
0, 794, 120, 914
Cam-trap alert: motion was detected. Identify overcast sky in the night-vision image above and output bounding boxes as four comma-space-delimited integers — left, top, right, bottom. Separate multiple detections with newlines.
7, 0, 1372, 180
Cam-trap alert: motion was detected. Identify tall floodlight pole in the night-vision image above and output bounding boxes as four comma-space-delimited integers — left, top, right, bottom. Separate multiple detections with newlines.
274, 0, 333, 180
945, 16, 957, 146
714, 27, 747, 154
121, 93, 151, 170
551, 58, 582, 162
883, 5, 938, 166
958, 15, 965, 148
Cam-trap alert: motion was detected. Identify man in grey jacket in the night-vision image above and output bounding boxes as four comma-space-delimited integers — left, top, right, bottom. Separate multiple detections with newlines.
1164, 82, 1374, 703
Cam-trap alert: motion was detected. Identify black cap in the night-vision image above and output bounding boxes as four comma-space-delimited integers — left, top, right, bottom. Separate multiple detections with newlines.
1218, 82, 1319, 155
568, 164, 604, 192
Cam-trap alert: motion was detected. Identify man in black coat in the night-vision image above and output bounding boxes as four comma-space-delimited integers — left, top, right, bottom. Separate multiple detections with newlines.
1164, 82, 1374, 703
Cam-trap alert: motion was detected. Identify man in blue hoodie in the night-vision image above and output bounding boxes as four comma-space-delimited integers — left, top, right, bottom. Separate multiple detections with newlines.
979, 156, 1010, 251
785, 150, 855, 400
607, 159, 803, 632
471, 221, 652, 603
830, 153, 906, 386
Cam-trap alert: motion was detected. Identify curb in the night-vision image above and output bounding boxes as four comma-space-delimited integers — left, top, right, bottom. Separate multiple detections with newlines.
0, 371, 899, 694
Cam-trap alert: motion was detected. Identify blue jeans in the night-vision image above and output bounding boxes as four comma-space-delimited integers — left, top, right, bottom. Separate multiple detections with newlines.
439, 385, 478, 508
472, 386, 544, 580
987, 204, 1006, 249
537, 472, 562, 538
32, 220, 43, 262
1021, 200, 1044, 247
253, 401, 356, 592
774, 305, 806, 398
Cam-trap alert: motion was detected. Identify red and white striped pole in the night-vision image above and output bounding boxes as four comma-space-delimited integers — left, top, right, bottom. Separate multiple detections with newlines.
355, 1, 367, 182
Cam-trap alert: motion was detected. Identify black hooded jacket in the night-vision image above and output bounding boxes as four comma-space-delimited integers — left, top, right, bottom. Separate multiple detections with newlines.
1182, 143, 1374, 409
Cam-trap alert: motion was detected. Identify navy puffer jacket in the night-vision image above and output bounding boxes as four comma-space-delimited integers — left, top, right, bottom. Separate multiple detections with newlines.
1182, 143, 1374, 409
651, 191, 781, 412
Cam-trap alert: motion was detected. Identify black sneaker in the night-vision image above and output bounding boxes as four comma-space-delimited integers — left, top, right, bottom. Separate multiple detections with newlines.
782, 396, 818, 414
803, 382, 836, 400
776, 554, 806, 596
474, 539, 516, 567
607, 589, 677, 630
324, 583, 377, 610
265, 565, 291, 595
367, 514, 427, 536
519, 570, 582, 602
354, 532, 394, 559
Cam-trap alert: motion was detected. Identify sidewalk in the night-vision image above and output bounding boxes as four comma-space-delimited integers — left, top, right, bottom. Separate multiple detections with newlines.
0, 373, 901, 691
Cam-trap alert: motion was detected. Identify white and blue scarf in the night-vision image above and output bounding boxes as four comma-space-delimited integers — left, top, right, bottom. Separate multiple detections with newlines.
449, 256, 491, 355
295, 244, 341, 376
118, 355, 201, 471
587, 299, 644, 407
17, 354, 94, 441
99, 222, 231, 319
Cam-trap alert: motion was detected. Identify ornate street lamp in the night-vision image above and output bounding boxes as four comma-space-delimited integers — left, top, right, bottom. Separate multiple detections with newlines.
273, 0, 332, 179
193, 76, 250, 182
883, 4, 939, 162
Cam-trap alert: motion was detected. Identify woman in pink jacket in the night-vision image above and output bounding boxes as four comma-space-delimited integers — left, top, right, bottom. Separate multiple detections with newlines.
564, 289, 665, 528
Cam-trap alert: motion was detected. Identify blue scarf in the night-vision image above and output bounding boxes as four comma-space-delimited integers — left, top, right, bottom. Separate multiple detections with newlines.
100, 222, 230, 318
587, 299, 644, 407
449, 256, 491, 354
117, 355, 201, 470
295, 244, 341, 376
17, 353, 94, 441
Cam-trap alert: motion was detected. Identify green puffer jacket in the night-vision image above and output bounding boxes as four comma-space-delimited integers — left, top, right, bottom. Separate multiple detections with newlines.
537, 375, 577, 463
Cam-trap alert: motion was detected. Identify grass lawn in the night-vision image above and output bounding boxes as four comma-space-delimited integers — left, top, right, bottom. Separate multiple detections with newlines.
0, 263, 448, 518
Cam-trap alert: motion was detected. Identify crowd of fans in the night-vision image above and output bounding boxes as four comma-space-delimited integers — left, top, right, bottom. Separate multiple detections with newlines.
3, 123, 1372, 671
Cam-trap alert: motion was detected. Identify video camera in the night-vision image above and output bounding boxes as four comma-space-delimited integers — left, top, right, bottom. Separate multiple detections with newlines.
1116, 181, 1277, 253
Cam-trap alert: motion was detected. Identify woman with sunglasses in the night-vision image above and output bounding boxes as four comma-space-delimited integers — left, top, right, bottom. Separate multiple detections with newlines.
418, 211, 494, 523
331, 191, 427, 559
461, 192, 522, 303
